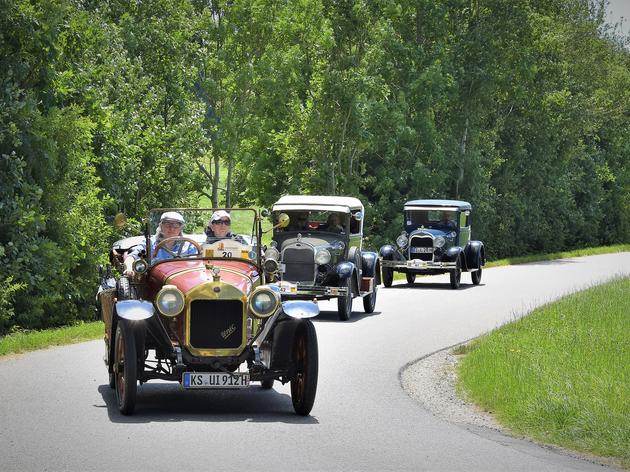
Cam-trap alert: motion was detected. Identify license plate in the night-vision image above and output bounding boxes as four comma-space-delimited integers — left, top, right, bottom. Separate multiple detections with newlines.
408, 259, 427, 268
410, 247, 433, 253
182, 372, 250, 389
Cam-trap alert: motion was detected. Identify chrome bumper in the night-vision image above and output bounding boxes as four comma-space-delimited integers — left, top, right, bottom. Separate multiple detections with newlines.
380, 258, 457, 270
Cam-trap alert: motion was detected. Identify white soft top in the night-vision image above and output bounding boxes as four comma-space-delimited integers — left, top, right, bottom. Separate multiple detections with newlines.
272, 195, 363, 213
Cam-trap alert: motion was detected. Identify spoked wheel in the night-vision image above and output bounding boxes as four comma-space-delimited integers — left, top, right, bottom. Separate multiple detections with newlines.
337, 277, 353, 321
114, 320, 138, 415
382, 266, 393, 288
450, 259, 462, 289
261, 378, 275, 390
290, 321, 318, 416
406, 273, 416, 284
471, 266, 482, 285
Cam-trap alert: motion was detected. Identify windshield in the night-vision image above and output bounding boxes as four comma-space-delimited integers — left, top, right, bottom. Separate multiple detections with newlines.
147, 208, 259, 264
272, 210, 348, 235
405, 209, 458, 231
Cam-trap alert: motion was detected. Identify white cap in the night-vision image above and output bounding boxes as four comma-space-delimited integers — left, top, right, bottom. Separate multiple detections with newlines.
160, 211, 185, 223
210, 210, 231, 223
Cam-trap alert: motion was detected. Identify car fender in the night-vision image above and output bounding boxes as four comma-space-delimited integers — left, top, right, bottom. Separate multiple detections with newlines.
335, 261, 355, 280
115, 300, 155, 321
443, 246, 464, 266
282, 300, 320, 319
465, 241, 485, 269
360, 251, 379, 278
379, 244, 398, 260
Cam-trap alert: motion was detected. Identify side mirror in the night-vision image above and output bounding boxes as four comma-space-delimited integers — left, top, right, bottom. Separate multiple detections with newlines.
275, 213, 290, 228
353, 211, 363, 221
261, 208, 270, 218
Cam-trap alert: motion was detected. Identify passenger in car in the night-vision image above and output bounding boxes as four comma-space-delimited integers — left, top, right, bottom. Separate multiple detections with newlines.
123, 211, 198, 276
325, 213, 344, 233
204, 210, 246, 244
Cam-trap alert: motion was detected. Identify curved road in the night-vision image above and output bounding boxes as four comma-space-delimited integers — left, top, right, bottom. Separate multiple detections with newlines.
1, 253, 628, 471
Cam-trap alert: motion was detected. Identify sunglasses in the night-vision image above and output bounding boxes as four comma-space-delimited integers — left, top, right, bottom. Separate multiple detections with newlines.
212, 219, 231, 225
162, 221, 183, 228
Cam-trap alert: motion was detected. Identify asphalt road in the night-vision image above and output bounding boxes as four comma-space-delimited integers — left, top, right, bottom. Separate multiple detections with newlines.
1, 253, 629, 472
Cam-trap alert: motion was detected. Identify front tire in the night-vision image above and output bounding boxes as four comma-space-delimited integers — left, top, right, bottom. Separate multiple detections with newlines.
382, 267, 393, 287
406, 273, 416, 284
337, 277, 353, 321
290, 321, 318, 416
471, 266, 482, 285
362, 282, 377, 314
114, 320, 138, 415
450, 259, 462, 289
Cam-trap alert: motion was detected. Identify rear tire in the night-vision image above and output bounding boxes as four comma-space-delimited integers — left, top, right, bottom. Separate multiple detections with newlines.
471, 266, 482, 285
337, 277, 353, 321
114, 320, 138, 415
290, 321, 318, 416
406, 273, 416, 284
382, 267, 393, 287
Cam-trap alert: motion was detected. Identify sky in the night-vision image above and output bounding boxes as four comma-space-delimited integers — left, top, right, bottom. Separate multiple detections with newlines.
606, 0, 630, 33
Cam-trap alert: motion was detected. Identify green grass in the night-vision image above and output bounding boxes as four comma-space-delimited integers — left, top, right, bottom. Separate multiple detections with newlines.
485, 244, 630, 268
457, 277, 630, 467
0, 321, 103, 357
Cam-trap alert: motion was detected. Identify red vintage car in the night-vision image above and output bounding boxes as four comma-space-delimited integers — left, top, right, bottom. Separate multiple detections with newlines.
97, 208, 319, 416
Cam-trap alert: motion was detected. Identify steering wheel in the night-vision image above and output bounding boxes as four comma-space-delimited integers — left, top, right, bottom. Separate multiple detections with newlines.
153, 237, 203, 259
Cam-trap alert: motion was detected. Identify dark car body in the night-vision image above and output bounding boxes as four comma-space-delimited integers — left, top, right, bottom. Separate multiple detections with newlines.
264, 196, 380, 321
379, 199, 485, 289
96, 208, 319, 416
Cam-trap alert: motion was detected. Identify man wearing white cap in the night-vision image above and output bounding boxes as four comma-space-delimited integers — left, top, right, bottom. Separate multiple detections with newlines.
205, 210, 246, 244
123, 211, 198, 276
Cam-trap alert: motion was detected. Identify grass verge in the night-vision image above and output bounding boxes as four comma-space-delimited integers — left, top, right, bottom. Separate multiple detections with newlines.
0, 321, 103, 357
457, 277, 630, 468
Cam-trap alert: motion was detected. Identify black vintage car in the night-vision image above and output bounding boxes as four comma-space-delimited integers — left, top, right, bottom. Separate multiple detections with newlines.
379, 200, 485, 289
96, 208, 320, 416
263, 195, 380, 321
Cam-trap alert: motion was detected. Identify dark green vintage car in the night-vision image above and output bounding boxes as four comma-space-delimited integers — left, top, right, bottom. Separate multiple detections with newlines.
262, 195, 380, 321
379, 200, 485, 289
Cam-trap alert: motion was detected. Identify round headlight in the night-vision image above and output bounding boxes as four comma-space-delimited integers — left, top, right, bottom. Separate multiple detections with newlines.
249, 287, 280, 319
263, 258, 279, 273
315, 249, 331, 265
434, 236, 446, 248
396, 234, 408, 248
133, 259, 148, 274
265, 247, 280, 260
155, 285, 185, 317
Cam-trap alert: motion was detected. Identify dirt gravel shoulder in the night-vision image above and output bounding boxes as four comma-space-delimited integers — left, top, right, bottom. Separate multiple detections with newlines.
400, 347, 626, 470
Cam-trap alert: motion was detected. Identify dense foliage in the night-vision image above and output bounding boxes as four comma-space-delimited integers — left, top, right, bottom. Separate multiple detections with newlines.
1, 0, 629, 334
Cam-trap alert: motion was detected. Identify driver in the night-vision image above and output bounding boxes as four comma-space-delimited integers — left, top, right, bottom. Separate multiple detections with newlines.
204, 210, 246, 244
123, 211, 198, 276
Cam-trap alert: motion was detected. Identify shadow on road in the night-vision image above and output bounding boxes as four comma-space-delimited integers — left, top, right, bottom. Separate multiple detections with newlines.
97, 384, 320, 425
313, 309, 382, 323
384, 282, 478, 290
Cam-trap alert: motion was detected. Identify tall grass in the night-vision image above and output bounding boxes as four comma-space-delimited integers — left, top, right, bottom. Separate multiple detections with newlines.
457, 277, 630, 466
0, 322, 103, 356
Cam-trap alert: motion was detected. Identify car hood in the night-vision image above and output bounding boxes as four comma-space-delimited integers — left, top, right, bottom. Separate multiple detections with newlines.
409, 227, 456, 239
279, 235, 344, 252
148, 259, 259, 296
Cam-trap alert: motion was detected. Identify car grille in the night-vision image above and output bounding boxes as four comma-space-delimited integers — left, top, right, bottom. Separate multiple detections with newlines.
409, 236, 434, 262
189, 300, 244, 349
282, 244, 315, 283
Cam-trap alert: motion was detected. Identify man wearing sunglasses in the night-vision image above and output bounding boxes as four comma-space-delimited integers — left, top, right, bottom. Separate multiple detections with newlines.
204, 210, 246, 244
123, 211, 199, 276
